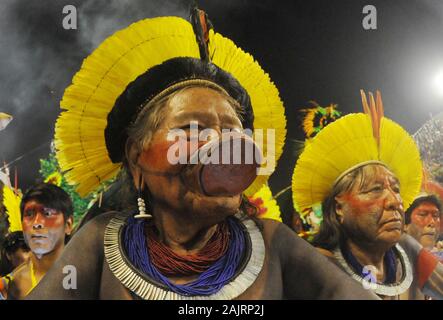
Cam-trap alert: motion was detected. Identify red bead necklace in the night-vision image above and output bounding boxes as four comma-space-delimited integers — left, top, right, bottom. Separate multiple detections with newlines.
146, 222, 230, 277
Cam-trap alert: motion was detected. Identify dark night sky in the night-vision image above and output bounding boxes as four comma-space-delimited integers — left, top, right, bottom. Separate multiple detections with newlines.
0, 0, 443, 198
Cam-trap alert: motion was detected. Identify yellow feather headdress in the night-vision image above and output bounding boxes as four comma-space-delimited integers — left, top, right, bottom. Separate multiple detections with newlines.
2, 185, 22, 233
55, 14, 286, 197
292, 90, 422, 215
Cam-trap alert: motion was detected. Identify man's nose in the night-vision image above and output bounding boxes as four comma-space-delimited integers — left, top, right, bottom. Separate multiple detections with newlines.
427, 216, 437, 228
384, 188, 403, 212
32, 212, 45, 229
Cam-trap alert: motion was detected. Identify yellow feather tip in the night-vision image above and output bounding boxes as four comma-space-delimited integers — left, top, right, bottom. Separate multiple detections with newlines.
3, 186, 22, 232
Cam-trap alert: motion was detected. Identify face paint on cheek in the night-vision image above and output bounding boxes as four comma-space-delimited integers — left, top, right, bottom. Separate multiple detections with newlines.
139, 141, 176, 170
339, 192, 383, 217
23, 213, 66, 257
411, 214, 429, 229
41, 214, 65, 228
22, 218, 33, 232
139, 139, 209, 173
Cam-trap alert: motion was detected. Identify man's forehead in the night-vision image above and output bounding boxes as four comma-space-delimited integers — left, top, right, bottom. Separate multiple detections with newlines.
413, 201, 440, 212
169, 94, 240, 124
360, 165, 399, 183
24, 199, 44, 207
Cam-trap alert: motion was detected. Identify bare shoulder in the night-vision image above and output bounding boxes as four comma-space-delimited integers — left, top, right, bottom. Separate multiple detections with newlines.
75, 211, 121, 234
10, 261, 30, 283
258, 218, 305, 251
8, 262, 31, 299
258, 218, 283, 237
69, 211, 124, 245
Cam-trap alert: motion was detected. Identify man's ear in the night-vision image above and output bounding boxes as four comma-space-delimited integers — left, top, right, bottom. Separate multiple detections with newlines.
125, 139, 144, 191
334, 196, 345, 223
64, 215, 74, 236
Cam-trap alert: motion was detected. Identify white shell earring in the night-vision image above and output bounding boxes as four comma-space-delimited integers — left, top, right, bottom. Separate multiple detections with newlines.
134, 176, 152, 219
134, 197, 152, 219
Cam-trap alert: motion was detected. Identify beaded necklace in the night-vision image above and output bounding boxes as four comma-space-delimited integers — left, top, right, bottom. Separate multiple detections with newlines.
146, 221, 229, 276
123, 216, 245, 296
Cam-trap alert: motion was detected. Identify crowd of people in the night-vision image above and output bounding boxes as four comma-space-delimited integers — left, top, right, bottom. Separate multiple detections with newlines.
0, 7, 442, 300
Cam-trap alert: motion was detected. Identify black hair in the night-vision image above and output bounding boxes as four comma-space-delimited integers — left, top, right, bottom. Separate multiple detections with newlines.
105, 57, 254, 163
404, 194, 442, 225
0, 231, 29, 276
20, 183, 73, 221
2, 231, 29, 255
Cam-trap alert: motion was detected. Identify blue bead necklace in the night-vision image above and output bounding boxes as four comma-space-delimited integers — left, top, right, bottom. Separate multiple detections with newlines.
123, 216, 246, 296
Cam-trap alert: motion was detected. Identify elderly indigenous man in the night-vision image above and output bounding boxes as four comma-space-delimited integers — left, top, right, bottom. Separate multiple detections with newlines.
405, 194, 443, 260
6, 183, 74, 299
27, 10, 377, 300
292, 90, 443, 300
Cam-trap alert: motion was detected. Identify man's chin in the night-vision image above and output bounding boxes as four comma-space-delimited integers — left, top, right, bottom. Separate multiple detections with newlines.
420, 235, 437, 249
377, 229, 403, 246
185, 191, 242, 219
30, 247, 52, 258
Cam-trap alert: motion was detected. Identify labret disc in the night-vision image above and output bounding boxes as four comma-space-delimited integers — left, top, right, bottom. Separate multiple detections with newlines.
182, 131, 263, 197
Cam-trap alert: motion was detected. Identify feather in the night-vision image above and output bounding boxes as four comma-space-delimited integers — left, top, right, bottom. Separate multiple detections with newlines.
0, 112, 13, 131
3, 186, 22, 233
248, 184, 283, 222
360, 90, 370, 115
190, 6, 212, 62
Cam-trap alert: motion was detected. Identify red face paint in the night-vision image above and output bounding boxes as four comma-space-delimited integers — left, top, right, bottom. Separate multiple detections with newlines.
138, 134, 209, 174
411, 202, 440, 231
22, 202, 65, 229
139, 140, 178, 171
338, 167, 402, 218
336, 165, 404, 245
22, 200, 66, 256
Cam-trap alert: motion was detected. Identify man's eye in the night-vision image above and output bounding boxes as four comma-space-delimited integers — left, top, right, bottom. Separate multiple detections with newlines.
43, 208, 57, 217
24, 210, 35, 217
368, 186, 383, 192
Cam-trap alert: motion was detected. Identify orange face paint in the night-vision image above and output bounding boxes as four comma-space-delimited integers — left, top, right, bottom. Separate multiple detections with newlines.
138, 134, 208, 174
336, 165, 404, 245
22, 201, 66, 257
411, 203, 440, 228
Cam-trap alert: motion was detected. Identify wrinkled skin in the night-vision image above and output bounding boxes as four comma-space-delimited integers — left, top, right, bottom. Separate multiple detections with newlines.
405, 201, 441, 250
330, 164, 405, 283
336, 165, 404, 250
128, 87, 245, 254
